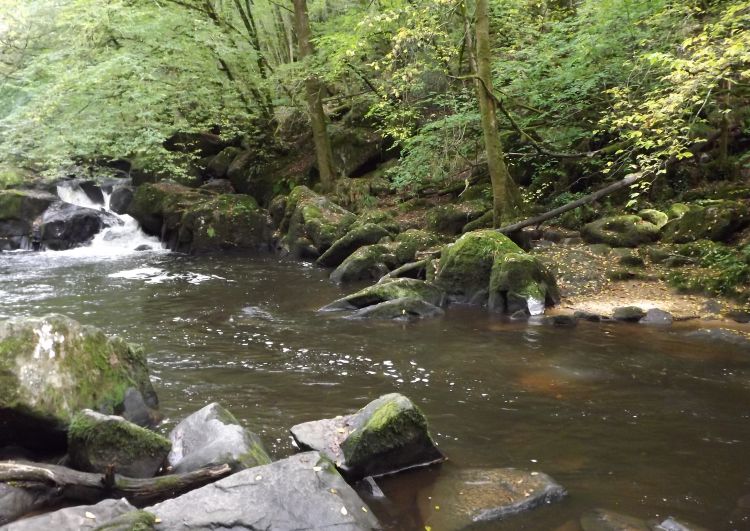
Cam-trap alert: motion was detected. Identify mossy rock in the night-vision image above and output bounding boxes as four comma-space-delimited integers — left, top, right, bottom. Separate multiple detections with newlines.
68, 409, 170, 478
206, 147, 243, 179
638, 209, 668, 229
320, 278, 445, 312
488, 253, 560, 315
329, 243, 397, 283
0, 189, 56, 222
667, 203, 690, 219
581, 215, 660, 248
435, 230, 523, 303
352, 209, 401, 234
393, 229, 442, 264
93, 510, 157, 531
661, 201, 749, 243
0, 314, 158, 453
426, 201, 488, 235
348, 297, 445, 320
316, 223, 390, 268
462, 210, 494, 233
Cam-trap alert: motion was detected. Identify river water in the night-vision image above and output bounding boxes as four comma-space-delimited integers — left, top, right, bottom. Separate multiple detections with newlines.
2, 246, 750, 529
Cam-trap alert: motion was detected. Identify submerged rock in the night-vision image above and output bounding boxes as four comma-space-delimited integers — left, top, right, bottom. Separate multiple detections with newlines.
581, 215, 661, 248
348, 297, 445, 320
418, 467, 566, 530
67, 409, 170, 478
2, 498, 136, 531
612, 306, 646, 322
685, 328, 750, 348
148, 451, 381, 530
580, 508, 649, 530
290, 393, 445, 479
168, 402, 271, 474
320, 278, 445, 312
317, 223, 390, 268
0, 314, 159, 453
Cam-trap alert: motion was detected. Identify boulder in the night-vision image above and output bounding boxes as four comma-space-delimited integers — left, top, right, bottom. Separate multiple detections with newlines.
320, 278, 445, 312
0, 314, 158, 453
393, 229, 441, 264
661, 201, 749, 243
290, 393, 445, 479
66, 179, 105, 206
67, 410, 170, 478
434, 230, 523, 304
650, 516, 709, 531
40, 201, 120, 250
330, 125, 386, 178
168, 402, 270, 474
418, 467, 566, 530
488, 253, 560, 315
329, 244, 397, 283
199, 179, 235, 194
612, 306, 646, 322
640, 308, 674, 325
0, 483, 55, 526
279, 186, 356, 257
348, 297, 445, 320
0, 190, 57, 250
426, 202, 488, 235
148, 452, 381, 530
580, 509, 649, 530
581, 215, 661, 248
2, 498, 136, 531
205, 147, 242, 179
685, 328, 750, 348
91, 510, 156, 530
163, 131, 228, 157
108, 186, 133, 215
317, 223, 391, 268
638, 208, 669, 228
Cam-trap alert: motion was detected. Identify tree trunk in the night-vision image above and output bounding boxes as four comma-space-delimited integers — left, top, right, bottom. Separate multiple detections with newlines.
292, 0, 336, 191
472, 0, 519, 226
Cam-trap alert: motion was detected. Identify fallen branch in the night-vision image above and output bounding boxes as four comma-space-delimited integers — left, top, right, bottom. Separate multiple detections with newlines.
0, 460, 232, 508
496, 172, 644, 234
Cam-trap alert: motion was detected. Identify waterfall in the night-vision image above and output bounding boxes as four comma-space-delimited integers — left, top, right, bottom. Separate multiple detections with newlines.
52, 182, 165, 257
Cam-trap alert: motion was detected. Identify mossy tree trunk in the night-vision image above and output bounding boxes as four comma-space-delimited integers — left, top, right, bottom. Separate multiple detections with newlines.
292, 0, 336, 192
472, 0, 520, 226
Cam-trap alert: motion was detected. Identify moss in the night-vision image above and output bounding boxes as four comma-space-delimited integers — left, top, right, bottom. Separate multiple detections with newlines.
93, 510, 157, 531
581, 215, 660, 248
341, 278, 445, 308
0, 190, 24, 220
638, 209, 668, 229
661, 200, 748, 244
426, 202, 488, 235
488, 253, 559, 313
667, 203, 690, 219
238, 440, 272, 468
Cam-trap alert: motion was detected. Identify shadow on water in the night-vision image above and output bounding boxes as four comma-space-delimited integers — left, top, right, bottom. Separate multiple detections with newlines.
2, 252, 750, 529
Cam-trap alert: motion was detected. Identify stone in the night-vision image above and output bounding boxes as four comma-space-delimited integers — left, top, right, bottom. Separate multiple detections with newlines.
488, 252, 560, 315
540, 314, 578, 327
580, 509, 649, 530
581, 215, 661, 248
290, 393, 445, 480
0, 484, 55, 526
2, 498, 136, 531
435, 230, 524, 304
639, 308, 673, 325
667, 203, 690, 219
163, 131, 228, 157
637, 208, 669, 228
320, 278, 445, 312
574, 310, 602, 322
40, 202, 120, 251
317, 223, 391, 267
108, 186, 133, 215
168, 402, 271, 474
0, 189, 57, 250
612, 306, 646, 322
205, 147, 242, 179
356, 477, 386, 500
419, 467, 566, 530
426, 202, 488, 235
726, 310, 750, 323
685, 328, 750, 348
662, 201, 749, 243
329, 244, 397, 283
67, 409, 170, 478
393, 229, 441, 264
199, 179, 235, 195
92, 510, 156, 531
650, 516, 709, 531
0, 314, 158, 453
348, 297, 445, 320
148, 452, 381, 530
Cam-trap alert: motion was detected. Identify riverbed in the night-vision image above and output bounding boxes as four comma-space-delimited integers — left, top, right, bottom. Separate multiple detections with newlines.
1, 249, 749, 529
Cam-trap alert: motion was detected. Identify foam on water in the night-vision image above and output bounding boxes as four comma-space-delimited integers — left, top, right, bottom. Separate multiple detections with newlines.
109, 267, 227, 285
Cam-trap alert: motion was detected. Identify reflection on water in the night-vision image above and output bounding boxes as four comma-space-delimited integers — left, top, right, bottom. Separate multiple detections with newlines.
1, 251, 750, 529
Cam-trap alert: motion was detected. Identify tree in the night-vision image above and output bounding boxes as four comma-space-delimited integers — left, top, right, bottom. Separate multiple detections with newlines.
292, 0, 335, 191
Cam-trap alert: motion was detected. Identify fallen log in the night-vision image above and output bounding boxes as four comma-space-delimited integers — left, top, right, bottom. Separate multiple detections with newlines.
496, 172, 644, 234
0, 460, 232, 508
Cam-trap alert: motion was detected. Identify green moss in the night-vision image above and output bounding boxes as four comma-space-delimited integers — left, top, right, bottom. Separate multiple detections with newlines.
488, 253, 559, 313
581, 215, 661, 248
238, 441, 272, 468
0, 190, 24, 220
93, 510, 157, 531
662, 201, 748, 244
336, 278, 444, 308
638, 209, 668, 229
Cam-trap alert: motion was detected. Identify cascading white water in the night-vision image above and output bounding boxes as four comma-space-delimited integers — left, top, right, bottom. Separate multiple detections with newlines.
52, 182, 165, 257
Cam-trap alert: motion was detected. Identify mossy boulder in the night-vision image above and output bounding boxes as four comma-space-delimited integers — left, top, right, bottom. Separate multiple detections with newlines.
352, 209, 400, 234
637, 209, 669, 229
488, 253, 560, 315
667, 203, 690, 219
206, 147, 243, 179
320, 278, 445, 312
0, 314, 158, 453
3, 499, 138, 531
168, 402, 271, 474
0, 189, 57, 250
92, 510, 157, 531
329, 243, 398, 283
348, 297, 445, 320
581, 215, 661, 248
279, 186, 357, 258
68, 409, 170, 478
661, 201, 749, 243
316, 223, 390, 268
612, 306, 646, 322
426, 201, 488, 235
435, 230, 523, 303
462, 210, 494, 233
393, 229, 441, 264
290, 393, 445, 479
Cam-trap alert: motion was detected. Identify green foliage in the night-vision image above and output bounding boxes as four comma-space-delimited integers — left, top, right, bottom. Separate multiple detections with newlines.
667, 240, 750, 298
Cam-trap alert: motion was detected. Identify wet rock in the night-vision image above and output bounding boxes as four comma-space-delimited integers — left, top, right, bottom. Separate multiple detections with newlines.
726, 310, 750, 323
612, 306, 646, 322
419, 467, 566, 530
290, 393, 445, 479
540, 314, 578, 327
320, 278, 445, 312
435, 229, 525, 304
580, 509, 649, 530
0, 483, 55, 526
148, 451, 381, 530
199, 178, 235, 195
133, 244, 152, 252
0, 189, 58, 250
510, 309, 530, 320
40, 201, 120, 250
488, 252, 560, 315
574, 310, 602, 322
348, 297, 444, 320
0, 314, 158, 453
650, 516, 709, 531
329, 244, 397, 283
108, 186, 133, 215
168, 402, 271, 474
2, 498, 136, 531
67, 410, 170, 478
64, 179, 105, 205
685, 328, 750, 348
662, 201, 749, 243
581, 215, 661, 248
639, 308, 673, 325
356, 476, 386, 500
317, 223, 390, 268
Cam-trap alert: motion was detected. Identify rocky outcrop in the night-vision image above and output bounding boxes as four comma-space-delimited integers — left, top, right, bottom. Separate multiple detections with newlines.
40, 202, 120, 251
290, 393, 445, 479
418, 467, 566, 530
128, 182, 271, 254
67, 410, 170, 478
661, 200, 749, 243
0, 189, 57, 250
0, 314, 159, 453
148, 452, 381, 530
2, 498, 137, 531
581, 215, 661, 248
168, 402, 270, 474
320, 278, 445, 313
